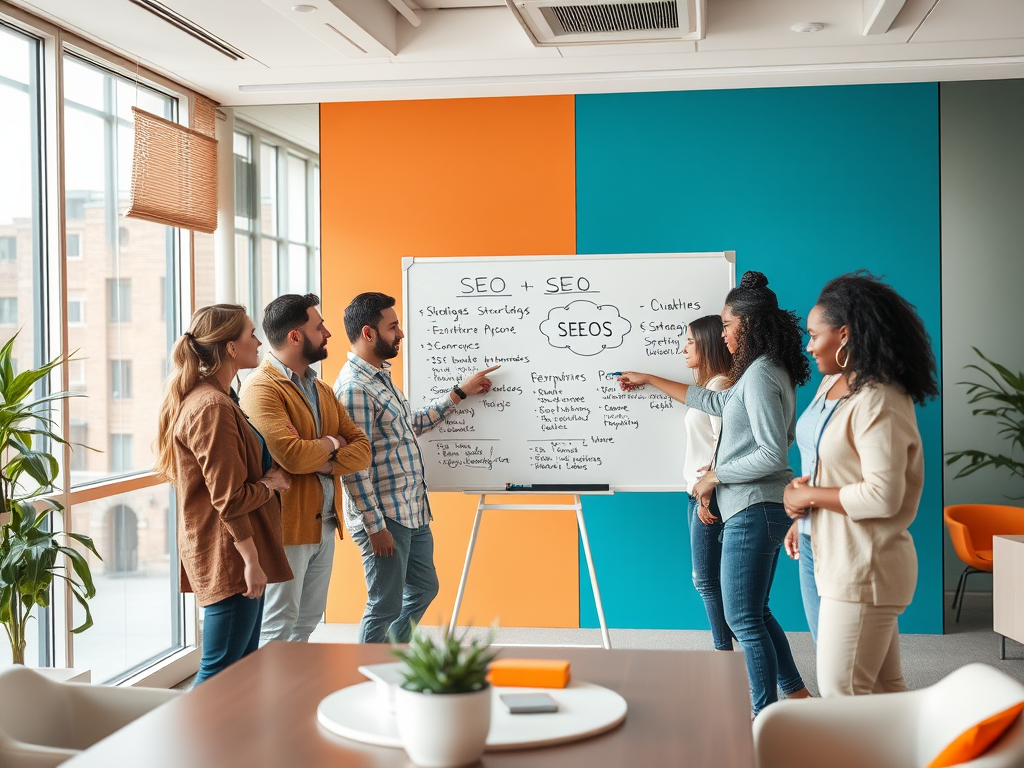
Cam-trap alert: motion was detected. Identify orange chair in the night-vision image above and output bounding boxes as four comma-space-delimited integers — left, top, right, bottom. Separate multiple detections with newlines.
944, 504, 1024, 626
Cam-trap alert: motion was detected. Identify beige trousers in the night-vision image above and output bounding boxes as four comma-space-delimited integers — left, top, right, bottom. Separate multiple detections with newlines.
817, 597, 908, 697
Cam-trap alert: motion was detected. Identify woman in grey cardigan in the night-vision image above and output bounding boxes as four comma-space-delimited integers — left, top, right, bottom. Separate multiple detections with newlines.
620, 271, 811, 716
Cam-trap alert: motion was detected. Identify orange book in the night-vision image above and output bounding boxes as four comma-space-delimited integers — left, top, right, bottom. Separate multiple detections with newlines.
487, 659, 571, 689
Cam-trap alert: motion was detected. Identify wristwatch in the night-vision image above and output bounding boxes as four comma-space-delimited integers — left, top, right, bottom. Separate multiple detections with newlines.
452, 385, 468, 400
326, 435, 341, 459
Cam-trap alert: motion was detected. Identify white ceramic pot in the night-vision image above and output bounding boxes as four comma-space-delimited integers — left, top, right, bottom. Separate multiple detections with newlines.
394, 685, 492, 768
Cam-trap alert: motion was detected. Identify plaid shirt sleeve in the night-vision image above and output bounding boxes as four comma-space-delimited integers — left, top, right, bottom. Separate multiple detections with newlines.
337, 381, 387, 535
411, 393, 457, 436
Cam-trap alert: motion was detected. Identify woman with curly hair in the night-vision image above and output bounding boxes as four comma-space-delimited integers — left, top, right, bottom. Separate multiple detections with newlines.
783, 273, 937, 696
620, 271, 811, 716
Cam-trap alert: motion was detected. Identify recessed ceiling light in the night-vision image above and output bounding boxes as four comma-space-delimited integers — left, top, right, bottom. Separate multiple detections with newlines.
791, 22, 825, 33
292, 4, 318, 12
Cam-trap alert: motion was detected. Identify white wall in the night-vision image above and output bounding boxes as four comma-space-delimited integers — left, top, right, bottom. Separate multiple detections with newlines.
941, 79, 1024, 591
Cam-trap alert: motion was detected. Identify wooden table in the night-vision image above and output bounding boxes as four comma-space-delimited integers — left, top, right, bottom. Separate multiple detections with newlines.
994, 534, 1024, 659
64, 642, 755, 768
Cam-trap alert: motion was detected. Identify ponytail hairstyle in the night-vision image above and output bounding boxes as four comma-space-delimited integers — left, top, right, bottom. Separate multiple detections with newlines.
689, 314, 732, 387
815, 272, 938, 404
154, 304, 248, 482
725, 271, 810, 387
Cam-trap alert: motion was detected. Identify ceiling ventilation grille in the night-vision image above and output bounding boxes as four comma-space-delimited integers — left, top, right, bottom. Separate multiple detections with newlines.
507, 0, 702, 46
548, 2, 678, 35
129, 0, 248, 60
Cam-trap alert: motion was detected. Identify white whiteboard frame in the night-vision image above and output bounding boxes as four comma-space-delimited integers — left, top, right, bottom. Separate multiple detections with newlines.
401, 252, 736, 492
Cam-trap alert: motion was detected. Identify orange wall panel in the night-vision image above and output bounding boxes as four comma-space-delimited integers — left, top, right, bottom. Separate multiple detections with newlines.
320, 96, 578, 628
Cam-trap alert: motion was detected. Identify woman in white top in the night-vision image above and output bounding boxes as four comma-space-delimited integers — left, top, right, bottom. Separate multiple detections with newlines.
783, 372, 844, 644
681, 315, 734, 650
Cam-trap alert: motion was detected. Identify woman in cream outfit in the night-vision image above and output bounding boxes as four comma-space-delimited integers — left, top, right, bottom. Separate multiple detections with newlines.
784, 273, 938, 696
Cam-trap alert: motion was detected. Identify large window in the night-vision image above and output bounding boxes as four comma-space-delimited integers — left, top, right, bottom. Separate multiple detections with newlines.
61, 52, 186, 681
234, 123, 320, 335
0, 21, 45, 668
0, 8, 207, 682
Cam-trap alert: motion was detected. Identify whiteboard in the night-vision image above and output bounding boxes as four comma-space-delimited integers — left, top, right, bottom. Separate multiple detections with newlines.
403, 253, 735, 492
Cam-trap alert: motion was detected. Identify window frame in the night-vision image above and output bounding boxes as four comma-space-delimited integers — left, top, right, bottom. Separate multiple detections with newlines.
233, 119, 320, 335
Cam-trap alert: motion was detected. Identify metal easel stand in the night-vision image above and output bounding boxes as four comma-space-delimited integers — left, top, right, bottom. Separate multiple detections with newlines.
448, 493, 613, 650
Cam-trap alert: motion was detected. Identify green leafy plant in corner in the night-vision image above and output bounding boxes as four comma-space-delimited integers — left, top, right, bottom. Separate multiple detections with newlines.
0, 332, 100, 664
392, 624, 499, 694
945, 347, 1024, 496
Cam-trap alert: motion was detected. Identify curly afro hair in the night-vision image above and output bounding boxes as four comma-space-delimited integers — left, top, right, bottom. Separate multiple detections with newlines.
816, 272, 938, 404
726, 271, 810, 388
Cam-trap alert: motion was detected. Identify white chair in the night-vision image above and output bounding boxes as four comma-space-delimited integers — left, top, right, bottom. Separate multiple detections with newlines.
753, 663, 1024, 768
0, 665, 181, 768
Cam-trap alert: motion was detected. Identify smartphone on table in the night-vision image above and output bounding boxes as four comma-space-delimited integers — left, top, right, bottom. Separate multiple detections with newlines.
499, 692, 559, 714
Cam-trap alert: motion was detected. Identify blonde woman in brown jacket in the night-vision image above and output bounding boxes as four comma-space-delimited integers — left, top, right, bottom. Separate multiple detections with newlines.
156, 305, 294, 684
783, 273, 938, 697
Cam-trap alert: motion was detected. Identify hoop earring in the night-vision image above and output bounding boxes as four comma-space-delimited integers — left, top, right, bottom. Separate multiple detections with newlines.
835, 344, 849, 370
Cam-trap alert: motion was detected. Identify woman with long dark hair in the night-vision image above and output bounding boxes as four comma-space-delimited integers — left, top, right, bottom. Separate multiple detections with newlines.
784, 273, 937, 696
155, 305, 293, 684
683, 316, 735, 651
620, 271, 811, 716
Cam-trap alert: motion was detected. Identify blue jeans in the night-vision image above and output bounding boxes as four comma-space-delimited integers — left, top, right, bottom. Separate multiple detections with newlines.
720, 502, 805, 714
687, 495, 733, 650
351, 517, 440, 643
799, 532, 820, 643
195, 592, 264, 685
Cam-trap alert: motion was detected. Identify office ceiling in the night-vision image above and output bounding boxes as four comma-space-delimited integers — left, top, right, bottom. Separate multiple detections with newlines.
8, 0, 1024, 105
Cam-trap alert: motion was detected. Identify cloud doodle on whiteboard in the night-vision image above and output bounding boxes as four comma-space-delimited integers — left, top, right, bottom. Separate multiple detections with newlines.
539, 300, 632, 357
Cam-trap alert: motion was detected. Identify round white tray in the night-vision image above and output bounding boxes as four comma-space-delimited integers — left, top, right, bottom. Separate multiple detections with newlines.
317, 681, 627, 751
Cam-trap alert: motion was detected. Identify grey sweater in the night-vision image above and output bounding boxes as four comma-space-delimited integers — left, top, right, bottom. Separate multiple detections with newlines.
685, 355, 796, 521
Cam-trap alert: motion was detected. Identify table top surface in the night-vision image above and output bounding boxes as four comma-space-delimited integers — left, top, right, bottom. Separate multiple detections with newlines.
64, 642, 755, 768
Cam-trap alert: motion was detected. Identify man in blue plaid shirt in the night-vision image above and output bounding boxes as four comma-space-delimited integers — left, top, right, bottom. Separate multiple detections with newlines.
334, 292, 498, 643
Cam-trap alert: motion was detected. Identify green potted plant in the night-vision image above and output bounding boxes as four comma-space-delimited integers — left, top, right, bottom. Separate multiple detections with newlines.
391, 625, 498, 768
0, 333, 99, 664
946, 348, 1024, 492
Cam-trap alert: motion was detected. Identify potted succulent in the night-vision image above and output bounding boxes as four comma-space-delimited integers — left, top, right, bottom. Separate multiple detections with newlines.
946, 348, 1024, 493
391, 625, 498, 768
0, 333, 99, 664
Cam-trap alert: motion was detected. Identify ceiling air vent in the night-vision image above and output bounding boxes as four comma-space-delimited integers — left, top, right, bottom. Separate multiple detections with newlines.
129, 0, 248, 60
506, 0, 703, 46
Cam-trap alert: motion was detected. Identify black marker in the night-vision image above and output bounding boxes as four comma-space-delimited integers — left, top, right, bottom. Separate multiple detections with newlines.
505, 483, 610, 492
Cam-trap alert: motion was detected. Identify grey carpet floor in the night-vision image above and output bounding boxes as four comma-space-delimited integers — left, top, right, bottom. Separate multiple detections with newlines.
175, 590, 1019, 691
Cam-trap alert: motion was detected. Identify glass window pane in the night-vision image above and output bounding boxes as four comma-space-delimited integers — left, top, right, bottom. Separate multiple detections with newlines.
312, 164, 320, 247
1, 24, 45, 668
64, 55, 176, 486
0, 23, 42, 395
194, 231, 216, 311
234, 130, 252, 232
70, 484, 178, 683
261, 142, 278, 237
287, 242, 309, 295
261, 236, 278, 307
287, 153, 307, 242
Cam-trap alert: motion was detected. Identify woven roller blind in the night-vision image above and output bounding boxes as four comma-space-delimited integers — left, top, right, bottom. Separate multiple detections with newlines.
125, 106, 218, 234
193, 95, 217, 137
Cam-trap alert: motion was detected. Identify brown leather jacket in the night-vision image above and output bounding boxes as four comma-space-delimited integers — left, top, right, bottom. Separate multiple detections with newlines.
173, 381, 293, 606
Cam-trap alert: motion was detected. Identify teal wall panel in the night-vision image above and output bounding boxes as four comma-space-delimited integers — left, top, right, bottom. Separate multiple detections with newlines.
576, 83, 942, 634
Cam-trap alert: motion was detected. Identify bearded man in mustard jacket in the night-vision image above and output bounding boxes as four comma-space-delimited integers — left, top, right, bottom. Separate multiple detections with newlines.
240, 293, 371, 644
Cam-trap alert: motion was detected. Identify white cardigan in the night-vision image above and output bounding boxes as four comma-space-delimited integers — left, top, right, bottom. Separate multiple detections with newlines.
811, 381, 923, 607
